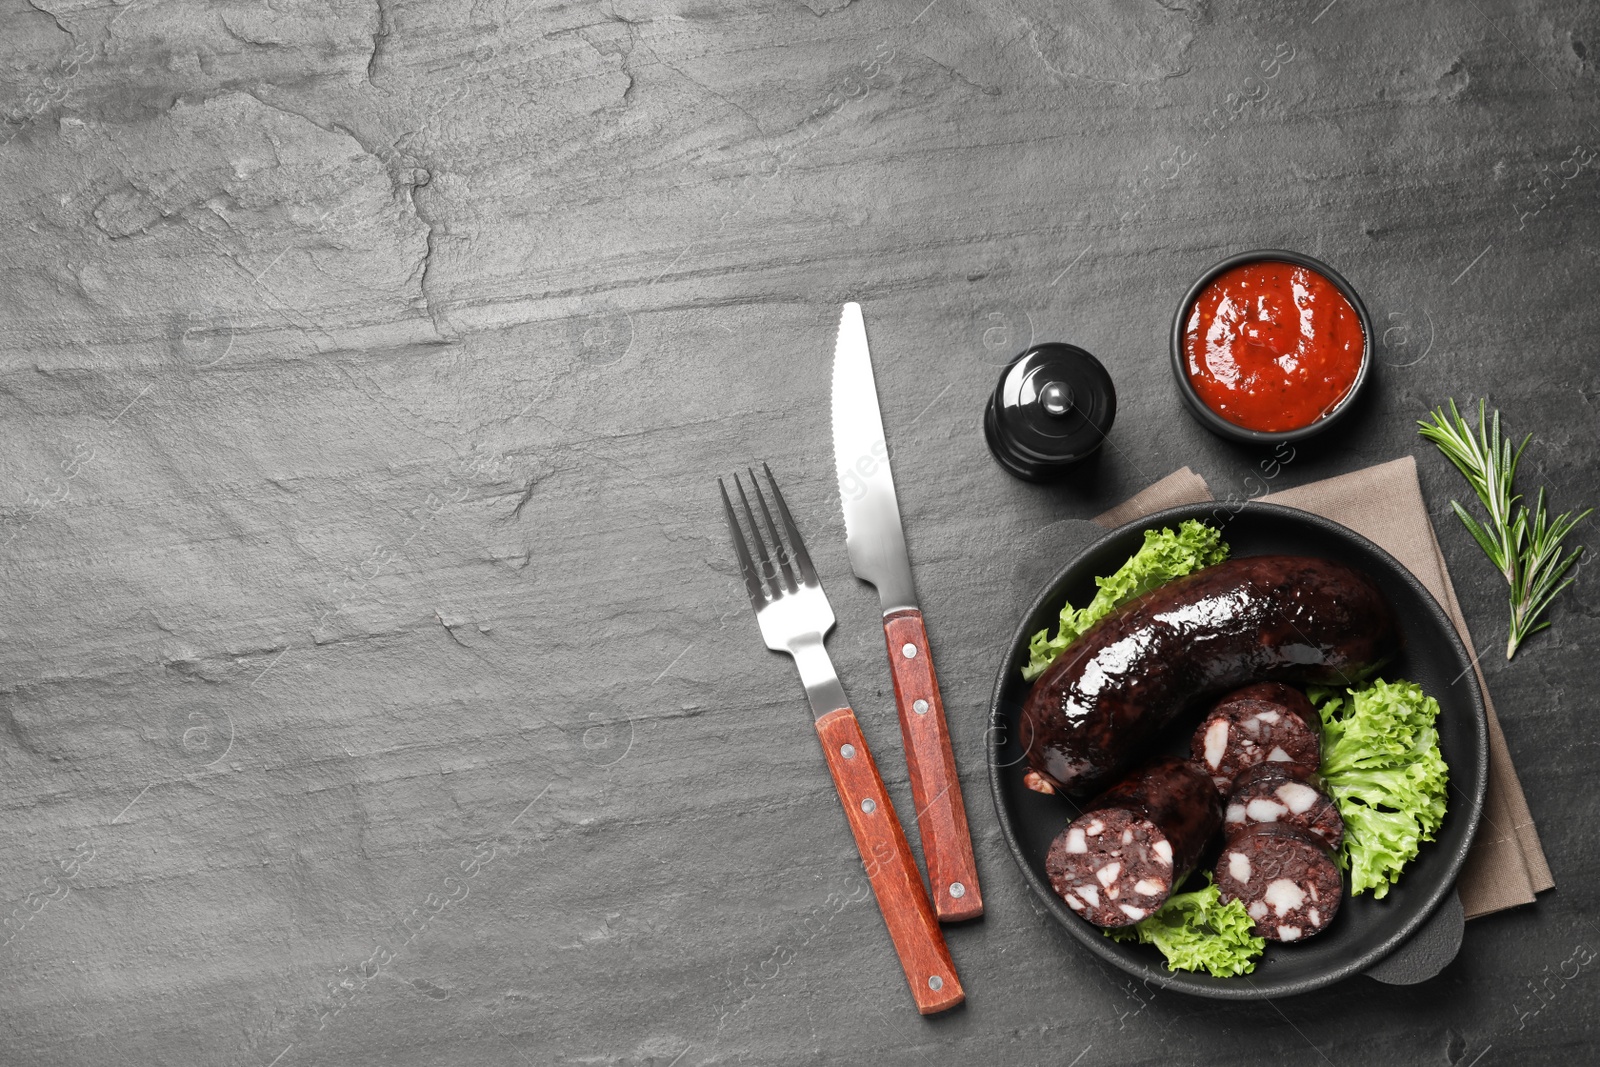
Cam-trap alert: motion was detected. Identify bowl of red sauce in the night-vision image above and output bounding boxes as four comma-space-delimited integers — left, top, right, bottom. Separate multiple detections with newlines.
1171, 250, 1372, 444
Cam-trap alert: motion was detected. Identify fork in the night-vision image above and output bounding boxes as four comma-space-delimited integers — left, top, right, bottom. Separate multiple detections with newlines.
720, 464, 964, 1016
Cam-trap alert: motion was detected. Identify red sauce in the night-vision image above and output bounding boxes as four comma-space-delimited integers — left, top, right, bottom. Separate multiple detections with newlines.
1182, 260, 1365, 433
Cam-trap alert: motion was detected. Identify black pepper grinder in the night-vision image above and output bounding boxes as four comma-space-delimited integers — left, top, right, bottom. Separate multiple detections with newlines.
983, 343, 1118, 482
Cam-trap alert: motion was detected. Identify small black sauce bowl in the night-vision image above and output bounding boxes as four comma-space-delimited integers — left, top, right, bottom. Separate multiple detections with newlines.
1170, 249, 1374, 446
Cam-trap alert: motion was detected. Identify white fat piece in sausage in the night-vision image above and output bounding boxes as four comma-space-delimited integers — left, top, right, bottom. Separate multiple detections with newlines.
1203, 719, 1230, 769
1246, 798, 1289, 823
1276, 782, 1320, 815
1264, 879, 1307, 916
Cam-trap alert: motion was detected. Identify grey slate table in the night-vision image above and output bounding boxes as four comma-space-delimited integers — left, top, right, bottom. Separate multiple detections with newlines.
2, 0, 1597, 1064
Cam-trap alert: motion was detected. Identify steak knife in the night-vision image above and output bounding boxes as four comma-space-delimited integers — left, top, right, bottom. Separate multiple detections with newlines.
831, 302, 984, 922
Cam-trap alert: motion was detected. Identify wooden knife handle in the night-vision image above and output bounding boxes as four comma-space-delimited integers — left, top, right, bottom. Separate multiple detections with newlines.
815, 707, 965, 1015
882, 608, 984, 922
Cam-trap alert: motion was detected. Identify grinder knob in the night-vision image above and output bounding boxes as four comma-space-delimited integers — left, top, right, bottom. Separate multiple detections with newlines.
983, 343, 1117, 482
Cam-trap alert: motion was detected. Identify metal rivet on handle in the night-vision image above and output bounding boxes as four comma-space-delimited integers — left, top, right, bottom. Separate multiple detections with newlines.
840, 743, 856, 759
901, 643, 917, 659
913, 699, 929, 714
928, 975, 943, 991
860, 798, 876, 814
949, 882, 966, 898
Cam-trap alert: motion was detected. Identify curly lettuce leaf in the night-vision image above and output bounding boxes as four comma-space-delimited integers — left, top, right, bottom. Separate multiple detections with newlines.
1105, 877, 1265, 977
1310, 678, 1450, 899
1022, 519, 1228, 681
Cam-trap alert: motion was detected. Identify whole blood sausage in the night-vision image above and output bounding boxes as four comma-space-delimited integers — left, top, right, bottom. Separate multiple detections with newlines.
1045, 757, 1222, 927
1193, 681, 1323, 794
1224, 762, 1345, 852
1214, 823, 1342, 942
1021, 555, 1397, 796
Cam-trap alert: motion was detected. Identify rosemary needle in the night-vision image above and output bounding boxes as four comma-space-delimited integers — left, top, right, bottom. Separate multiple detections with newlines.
1418, 399, 1591, 659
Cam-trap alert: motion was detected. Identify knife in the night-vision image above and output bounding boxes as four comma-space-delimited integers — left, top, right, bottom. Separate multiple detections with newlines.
831, 301, 984, 922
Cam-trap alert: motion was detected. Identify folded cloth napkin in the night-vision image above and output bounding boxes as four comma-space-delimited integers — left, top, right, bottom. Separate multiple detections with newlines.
1093, 456, 1553, 920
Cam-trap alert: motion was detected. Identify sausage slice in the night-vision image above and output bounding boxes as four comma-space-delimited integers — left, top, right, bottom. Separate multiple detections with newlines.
1224, 762, 1344, 851
1046, 757, 1222, 927
1047, 808, 1176, 926
1214, 823, 1342, 943
1193, 681, 1323, 794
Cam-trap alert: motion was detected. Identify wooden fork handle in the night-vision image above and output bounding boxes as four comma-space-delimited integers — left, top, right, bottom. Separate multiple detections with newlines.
882, 608, 984, 921
815, 707, 965, 1015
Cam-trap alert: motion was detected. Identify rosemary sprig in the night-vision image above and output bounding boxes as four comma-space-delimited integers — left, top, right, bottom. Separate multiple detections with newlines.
1418, 399, 1591, 659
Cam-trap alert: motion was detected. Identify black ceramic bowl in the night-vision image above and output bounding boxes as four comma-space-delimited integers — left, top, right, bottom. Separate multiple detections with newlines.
1170, 249, 1374, 446
987, 502, 1487, 998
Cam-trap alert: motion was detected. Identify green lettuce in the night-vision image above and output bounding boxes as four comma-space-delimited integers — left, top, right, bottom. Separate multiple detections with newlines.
1310, 678, 1450, 898
1022, 519, 1228, 680
1106, 876, 1266, 977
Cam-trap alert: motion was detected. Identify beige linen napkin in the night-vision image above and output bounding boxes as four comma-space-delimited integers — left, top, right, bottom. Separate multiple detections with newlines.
1092, 457, 1553, 920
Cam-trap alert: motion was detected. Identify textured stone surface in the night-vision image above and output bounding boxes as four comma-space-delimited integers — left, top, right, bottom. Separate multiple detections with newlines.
1, 0, 1597, 1063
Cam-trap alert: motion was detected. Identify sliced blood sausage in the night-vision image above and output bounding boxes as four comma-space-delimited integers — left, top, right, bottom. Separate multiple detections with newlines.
1021, 555, 1398, 796
1214, 823, 1342, 943
1046, 757, 1222, 927
1193, 681, 1323, 794
1046, 809, 1172, 927
1224, 763, 1345, 852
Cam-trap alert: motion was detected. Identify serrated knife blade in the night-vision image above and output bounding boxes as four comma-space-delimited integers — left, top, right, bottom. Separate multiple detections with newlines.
831, 302, 918, 614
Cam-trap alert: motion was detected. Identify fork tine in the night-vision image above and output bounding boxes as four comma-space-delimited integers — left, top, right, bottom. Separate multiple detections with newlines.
719, 478, 767, 611
762, 462, 818, 587
733, 472, 783, 599
747, 466, 798, 593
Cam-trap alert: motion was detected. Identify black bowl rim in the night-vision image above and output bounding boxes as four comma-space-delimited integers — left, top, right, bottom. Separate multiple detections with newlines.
986, 500, 1489, 999
1169, 249, 1375, 445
